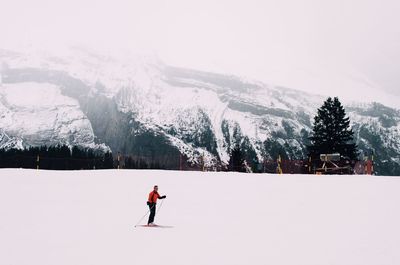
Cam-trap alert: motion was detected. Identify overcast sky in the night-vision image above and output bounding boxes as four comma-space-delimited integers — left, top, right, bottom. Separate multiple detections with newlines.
1, 0, 399, 107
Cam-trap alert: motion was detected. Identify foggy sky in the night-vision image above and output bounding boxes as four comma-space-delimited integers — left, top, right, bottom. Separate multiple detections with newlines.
1, 0, 399, 107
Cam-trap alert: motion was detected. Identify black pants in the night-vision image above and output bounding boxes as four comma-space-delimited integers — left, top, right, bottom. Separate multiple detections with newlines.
148, 203, 156, 224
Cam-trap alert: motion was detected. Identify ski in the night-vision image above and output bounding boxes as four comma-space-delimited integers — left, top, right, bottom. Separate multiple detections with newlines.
134, 224, 174, 228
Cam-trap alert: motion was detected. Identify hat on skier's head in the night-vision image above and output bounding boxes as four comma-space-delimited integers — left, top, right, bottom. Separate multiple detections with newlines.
154, 185, 158, 189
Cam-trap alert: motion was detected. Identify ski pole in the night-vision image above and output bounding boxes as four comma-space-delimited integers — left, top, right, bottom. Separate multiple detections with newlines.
134, 203, 155, 227
156, 198, 165, 214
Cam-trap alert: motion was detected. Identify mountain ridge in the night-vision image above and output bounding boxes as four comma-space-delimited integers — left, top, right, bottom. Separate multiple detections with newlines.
0, 47, 399, 175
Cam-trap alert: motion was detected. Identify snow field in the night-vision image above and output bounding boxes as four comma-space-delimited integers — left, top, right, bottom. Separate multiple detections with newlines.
0, 169, 399, 265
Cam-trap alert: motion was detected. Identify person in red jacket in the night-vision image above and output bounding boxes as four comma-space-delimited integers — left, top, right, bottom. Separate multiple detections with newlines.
147, 185, 166, 226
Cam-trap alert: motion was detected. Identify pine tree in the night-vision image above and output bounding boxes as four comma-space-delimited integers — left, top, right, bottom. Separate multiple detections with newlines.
228, 144, 245, 172
308, 97, 358, 160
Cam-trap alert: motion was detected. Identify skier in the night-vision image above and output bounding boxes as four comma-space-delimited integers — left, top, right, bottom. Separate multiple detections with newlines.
147, 185, 166, 226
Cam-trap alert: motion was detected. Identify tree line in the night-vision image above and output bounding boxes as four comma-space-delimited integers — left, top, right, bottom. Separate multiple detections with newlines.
0, 145, 113, 170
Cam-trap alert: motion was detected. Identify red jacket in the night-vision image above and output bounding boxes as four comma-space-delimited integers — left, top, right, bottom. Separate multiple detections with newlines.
148, 191, 161, 204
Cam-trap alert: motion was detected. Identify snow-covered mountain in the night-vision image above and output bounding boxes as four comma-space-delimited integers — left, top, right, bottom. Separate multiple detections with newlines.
0, 47, 399, 175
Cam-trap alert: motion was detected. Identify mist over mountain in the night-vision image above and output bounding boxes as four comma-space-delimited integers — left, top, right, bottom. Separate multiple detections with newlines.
0, 47, 399, 175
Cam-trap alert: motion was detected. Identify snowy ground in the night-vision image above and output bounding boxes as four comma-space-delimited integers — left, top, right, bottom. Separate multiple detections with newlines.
0, 169, 399, 265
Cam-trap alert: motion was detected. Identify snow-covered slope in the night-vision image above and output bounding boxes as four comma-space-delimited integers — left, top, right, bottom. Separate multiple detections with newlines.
0, 47, 399, 174
0, 169, 399, 265
0, 82, 102, 149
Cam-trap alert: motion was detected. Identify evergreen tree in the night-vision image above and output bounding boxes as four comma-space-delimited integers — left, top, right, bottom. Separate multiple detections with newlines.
228, 144, 246, 172
105, 152, 114, 169
308, 97, 358, 160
